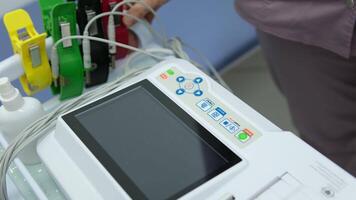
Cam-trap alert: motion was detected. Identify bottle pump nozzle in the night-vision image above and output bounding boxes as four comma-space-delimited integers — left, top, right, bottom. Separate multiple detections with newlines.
0, 77, 24, 111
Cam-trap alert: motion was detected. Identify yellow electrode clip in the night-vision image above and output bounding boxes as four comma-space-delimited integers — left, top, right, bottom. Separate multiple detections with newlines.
3, 9, 52, 95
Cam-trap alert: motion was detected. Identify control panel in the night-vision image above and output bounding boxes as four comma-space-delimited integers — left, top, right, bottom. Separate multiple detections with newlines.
157, 67, 262, 148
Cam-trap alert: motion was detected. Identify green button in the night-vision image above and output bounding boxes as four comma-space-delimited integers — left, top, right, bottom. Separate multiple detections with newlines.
236, 132, 250, 143
167, 69, 175, 75
238, 133, 248, 140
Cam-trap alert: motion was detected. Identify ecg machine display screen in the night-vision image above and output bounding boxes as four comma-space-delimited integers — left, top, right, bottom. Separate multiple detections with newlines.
64, 80, 241, 200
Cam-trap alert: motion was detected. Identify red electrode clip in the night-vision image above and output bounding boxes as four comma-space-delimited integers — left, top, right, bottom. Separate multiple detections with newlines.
101, 0, 129, 59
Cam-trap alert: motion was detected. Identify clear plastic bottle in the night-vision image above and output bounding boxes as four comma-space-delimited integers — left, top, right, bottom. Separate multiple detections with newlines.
0, 77, 45, 165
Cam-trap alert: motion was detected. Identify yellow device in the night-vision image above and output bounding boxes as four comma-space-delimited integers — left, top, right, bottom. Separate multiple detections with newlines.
4, 9, 52, 95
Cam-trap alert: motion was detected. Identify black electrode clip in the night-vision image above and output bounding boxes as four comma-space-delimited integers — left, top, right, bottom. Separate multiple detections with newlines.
77, 0, 110, 87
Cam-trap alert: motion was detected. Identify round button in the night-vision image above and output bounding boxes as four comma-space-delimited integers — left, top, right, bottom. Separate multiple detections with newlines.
176, 76, 185, 83
176, 89, 185, 95
194, 90, 203, 97
238, 133, 248, 140
184, 82, 195, 90
194, 77, 203, 84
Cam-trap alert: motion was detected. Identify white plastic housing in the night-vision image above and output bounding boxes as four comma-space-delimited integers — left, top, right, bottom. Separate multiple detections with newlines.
38, 59, 356, 200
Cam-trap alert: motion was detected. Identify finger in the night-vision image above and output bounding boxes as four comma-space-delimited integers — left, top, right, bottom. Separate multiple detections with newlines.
123, 0, 166, 27
123, 3, 150, 27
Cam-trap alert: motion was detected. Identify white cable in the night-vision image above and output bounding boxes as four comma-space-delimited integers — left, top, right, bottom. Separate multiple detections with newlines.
84, 11, 165, 44
122, 47, 174, 75
3, 38, 231, 200
82, 11, 165, 70
81, 0, 167, 70
0, 66, 152, 200
167, 37, 232, 91
51, 35, 165, 81
0, 2, 232, 198
0, 29, 177, 199
111, 0, 168, 45
179, 40, 232, 91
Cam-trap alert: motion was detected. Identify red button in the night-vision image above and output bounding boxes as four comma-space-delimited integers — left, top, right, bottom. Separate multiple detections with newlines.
160, 73, 168, 80
244, 129, 254, 136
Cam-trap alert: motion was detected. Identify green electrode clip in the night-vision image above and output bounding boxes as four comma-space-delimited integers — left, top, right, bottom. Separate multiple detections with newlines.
38, 0, 64, 35
51, 2, 84, 100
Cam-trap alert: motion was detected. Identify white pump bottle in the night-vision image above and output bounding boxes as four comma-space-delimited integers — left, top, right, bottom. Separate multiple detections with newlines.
0, 77, 45, 165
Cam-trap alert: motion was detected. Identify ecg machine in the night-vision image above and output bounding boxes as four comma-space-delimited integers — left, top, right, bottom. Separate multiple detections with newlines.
37, 59, 356, 200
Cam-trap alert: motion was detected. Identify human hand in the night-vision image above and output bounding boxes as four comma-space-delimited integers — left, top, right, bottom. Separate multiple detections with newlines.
123, 0, 167, 27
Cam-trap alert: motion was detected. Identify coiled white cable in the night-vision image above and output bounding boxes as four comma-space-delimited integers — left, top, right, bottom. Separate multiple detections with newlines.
0, 1, 232, 199
178, 39, 232, 91
0, 63, 156, 200
0, 34, 170, 199
122, 47, 175, 75
111, 0, 169, 45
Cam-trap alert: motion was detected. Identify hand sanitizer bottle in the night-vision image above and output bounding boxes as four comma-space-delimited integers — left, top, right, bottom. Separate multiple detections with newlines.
0, 77, 45, 165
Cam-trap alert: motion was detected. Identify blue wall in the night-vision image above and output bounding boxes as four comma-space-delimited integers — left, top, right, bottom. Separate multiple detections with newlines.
154, 0, 257, 70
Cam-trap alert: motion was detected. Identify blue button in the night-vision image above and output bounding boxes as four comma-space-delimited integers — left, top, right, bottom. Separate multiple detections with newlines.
196, 99, 214, 112
194, 90, 203, 96
194, 77, 203, 84
215, 107, 227, 116
221, 119, 230, 126
228, 124, 239, 133
220, 119, 240, 133
176, 89, 185, 95
176, 76, 185, 83
208, 109, 224, 121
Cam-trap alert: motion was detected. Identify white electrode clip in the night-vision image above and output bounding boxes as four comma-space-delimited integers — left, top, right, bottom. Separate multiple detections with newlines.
108, 15, 117, 68
83, 30, 92, 71
50, 47, 59, 87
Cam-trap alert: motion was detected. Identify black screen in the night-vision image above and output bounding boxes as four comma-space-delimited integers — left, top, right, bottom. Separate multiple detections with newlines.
64, 80, 241, 200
